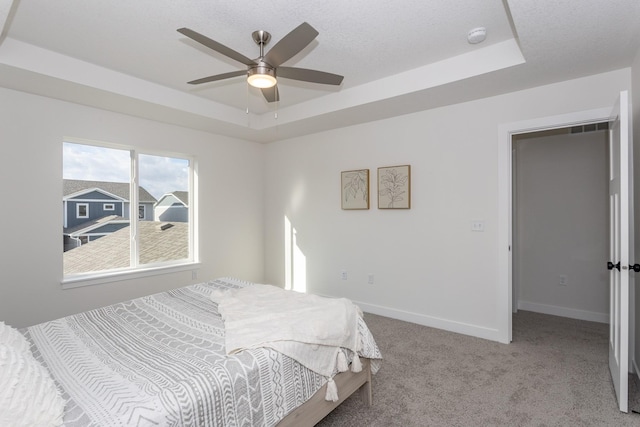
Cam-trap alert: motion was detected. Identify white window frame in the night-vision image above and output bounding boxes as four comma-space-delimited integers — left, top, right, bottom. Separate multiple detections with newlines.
62, 138, 199, 289
76, 203, 89, 218
103, 203, 115, 211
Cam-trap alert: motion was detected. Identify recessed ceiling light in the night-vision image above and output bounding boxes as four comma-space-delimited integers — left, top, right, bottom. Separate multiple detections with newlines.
467, 27, 487, 44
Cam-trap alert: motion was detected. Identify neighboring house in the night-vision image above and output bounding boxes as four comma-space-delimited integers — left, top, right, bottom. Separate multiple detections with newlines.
64, 221, 189, 275
63, 179, 157, 251
154, 191, 188, 222
63, 215, 129, 251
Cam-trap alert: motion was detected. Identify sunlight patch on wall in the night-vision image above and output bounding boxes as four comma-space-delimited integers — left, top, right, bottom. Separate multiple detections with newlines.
284, 215, 306, 293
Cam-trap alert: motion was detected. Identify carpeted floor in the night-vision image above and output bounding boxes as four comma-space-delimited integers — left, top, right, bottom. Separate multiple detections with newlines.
316, 311, 640, 426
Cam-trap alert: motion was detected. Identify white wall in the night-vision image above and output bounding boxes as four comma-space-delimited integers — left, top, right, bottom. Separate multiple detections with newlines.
264, 69, 631, 342
0, 66, 634, 341
514, 130, 609, 322
0, 87, 265, 328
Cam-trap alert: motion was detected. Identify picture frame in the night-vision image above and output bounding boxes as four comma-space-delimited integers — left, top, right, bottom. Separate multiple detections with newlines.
341, 169, 369, 210
378, 165, 411, 209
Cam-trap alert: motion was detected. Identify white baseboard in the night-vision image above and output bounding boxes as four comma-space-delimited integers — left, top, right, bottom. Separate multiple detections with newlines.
353, 300, 501, 342
517, 300, 608, 324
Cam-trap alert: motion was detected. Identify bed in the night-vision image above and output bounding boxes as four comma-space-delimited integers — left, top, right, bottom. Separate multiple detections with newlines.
2, 277, 381, 426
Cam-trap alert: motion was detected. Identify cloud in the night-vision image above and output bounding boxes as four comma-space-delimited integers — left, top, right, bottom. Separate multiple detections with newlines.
63, 142, 129, 182
64, 143, 189, 199
140, 154, 189, 199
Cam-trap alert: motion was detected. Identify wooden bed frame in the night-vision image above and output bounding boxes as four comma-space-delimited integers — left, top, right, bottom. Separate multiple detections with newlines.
277, 358, 372, 427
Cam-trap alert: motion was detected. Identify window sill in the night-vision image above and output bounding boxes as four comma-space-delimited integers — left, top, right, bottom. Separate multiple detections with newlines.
61, 262, 201, 289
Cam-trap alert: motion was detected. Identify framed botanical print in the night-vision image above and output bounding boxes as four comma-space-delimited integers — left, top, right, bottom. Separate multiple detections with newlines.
341, 169, 369, 210
378, 165, 411, 209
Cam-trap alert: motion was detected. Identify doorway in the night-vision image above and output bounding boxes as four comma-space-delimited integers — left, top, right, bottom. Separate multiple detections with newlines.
498, 96, 635, 413
512, 124, 609, 323
497, 106, 613, 344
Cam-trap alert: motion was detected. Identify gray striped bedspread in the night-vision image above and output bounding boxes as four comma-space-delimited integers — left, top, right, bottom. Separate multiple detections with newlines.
23, 278, 382, 426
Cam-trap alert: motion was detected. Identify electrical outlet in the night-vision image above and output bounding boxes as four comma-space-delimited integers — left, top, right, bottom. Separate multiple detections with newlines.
367, 274, 374, 285
192, 270, 198, 280
341, 270, 347, 280
559, 275, 568, 286
471, 220, 485, 232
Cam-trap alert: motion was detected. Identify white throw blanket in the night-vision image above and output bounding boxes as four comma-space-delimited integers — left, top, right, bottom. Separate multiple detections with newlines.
211, 285, 362, 386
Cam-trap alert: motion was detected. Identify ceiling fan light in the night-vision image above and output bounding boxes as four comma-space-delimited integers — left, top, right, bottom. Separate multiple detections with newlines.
248, 73, 277, 88
247, 66, 277, 88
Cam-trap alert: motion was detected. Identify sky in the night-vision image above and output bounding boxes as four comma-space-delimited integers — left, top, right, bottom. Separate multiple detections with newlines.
63, 142, 189, 200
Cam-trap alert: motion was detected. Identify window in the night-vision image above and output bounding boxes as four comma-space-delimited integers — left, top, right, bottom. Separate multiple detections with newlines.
63, 141, 196, 284
77, 203, 88, 218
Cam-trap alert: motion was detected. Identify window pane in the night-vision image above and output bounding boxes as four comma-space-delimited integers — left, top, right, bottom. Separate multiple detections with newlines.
63, 142, 131, 275
77, 204, 88, 218
138, 153, 190, 265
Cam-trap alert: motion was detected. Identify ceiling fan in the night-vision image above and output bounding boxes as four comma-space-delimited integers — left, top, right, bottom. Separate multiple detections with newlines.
177, 22, 344, 103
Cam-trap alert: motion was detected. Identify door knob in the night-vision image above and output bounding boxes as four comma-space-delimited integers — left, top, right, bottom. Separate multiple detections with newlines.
630, 264, 640, 272
608, 261, 620, 271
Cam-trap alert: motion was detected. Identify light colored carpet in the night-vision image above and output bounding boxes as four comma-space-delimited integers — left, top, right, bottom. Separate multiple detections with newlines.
317, 311, 640, 426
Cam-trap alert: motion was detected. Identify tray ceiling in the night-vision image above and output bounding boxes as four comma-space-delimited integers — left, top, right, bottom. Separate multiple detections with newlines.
0, 0, 638, 142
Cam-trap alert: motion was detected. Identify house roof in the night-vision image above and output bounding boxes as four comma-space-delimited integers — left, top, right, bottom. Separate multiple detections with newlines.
63, 215, 126, 235
157, 191, 189, 207
63, 179, 157, 203
63, 221, 189, 275
1, 1, 638, 143
171, 191, 188, 206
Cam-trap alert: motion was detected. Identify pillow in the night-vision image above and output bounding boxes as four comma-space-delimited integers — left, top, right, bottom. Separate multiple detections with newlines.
0, 322, 31, 355
0, 344, 65, 427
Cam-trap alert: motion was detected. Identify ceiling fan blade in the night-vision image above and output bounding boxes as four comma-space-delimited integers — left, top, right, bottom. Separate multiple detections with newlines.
187, 70, 246, 85
178, 27, 257, 66
261, 85, 280, 103
277, 67, 344, 85
263, 22, 318, 67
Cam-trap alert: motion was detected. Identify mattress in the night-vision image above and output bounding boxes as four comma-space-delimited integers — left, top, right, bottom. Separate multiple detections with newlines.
23, 278, 381, 426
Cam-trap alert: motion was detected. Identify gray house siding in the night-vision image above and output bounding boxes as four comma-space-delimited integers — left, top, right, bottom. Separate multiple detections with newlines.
154, 193, 188, 222
63, 180, 157, 225
156, 206, 188, 222
158, 206, 189, 222
77, 190, 117, 200
90, 223, 129, 234
85, 221, 131, 242
139, 202, 155, 220
63, 180, 159, 253
65, 199, 124, 229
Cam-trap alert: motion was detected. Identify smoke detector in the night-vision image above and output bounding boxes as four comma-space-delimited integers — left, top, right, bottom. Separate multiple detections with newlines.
467, 27, 487, 44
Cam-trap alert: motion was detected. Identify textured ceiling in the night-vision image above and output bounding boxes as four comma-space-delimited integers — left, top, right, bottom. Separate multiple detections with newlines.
0, 0, 639, 142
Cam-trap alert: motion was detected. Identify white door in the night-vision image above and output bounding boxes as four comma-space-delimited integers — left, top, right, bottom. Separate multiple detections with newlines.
608, 90, 632, 413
